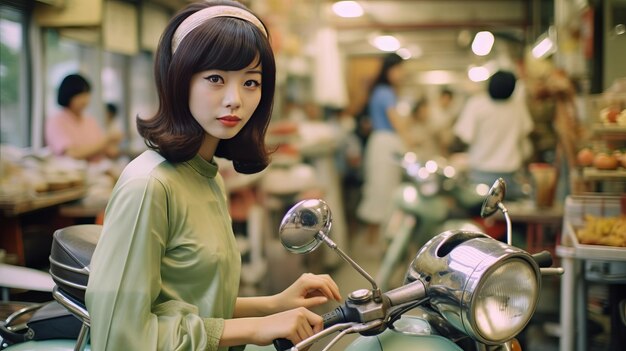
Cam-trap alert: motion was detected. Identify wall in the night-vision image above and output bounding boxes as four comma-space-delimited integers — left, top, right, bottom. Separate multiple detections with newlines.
604, 0, 626, 90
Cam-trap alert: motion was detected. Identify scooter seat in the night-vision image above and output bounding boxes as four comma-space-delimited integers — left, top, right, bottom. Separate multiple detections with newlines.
49, 224, 101, 303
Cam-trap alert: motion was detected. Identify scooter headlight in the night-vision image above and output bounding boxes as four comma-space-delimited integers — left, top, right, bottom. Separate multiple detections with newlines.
404, 230, 541, 345
472, 257, 539, 342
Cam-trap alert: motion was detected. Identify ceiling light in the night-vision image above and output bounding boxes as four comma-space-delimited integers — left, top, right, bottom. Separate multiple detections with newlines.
531, 37, 553, 58
332, 1, 364, 18
417, 70, 456, 85
396, 47, 412, 59
468, 66, 490, 82
531, 26, 557, 59
371, 35, 400, 52
471, 31, 494, 56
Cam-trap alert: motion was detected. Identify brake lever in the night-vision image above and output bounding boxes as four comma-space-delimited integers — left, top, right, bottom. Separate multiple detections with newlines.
319, 320, 384, 351
287, 322, 357, 351
291, 320, 385, 351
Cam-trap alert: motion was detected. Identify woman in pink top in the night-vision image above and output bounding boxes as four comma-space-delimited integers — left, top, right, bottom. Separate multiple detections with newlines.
45, 74, 121, 162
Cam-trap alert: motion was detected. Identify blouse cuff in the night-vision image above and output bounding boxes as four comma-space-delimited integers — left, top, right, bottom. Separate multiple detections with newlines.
203, 318, 225, 351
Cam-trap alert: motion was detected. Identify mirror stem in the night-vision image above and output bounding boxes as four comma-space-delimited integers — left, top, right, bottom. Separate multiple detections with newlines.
317, 232, 383, 302
498, 202, 512, 246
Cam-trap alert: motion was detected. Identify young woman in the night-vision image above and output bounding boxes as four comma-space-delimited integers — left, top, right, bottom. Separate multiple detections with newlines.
85, 1, 341, 350
356, 53, 408, 247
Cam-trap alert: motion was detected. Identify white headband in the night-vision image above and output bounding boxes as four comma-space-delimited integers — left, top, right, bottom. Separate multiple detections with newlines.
171, 5, 267, 54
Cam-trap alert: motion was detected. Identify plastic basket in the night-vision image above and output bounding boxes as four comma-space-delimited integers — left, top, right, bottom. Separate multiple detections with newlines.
562, 195, 626, 261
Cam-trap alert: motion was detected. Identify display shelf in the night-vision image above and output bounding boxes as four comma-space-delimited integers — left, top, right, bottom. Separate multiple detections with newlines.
582, 167, 626, 181
591, 124, 626, 139
0, 186, 87, 216
560, 194, 625, 260
561, 222, 626, 261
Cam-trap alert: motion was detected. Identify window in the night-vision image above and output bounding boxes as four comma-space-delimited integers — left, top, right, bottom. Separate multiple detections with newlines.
0, 5, 29, 147
44, 29, 102, 126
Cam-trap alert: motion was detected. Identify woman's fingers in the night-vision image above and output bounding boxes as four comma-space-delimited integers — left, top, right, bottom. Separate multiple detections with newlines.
300, 273, 341, 302
287, 308, 321, 345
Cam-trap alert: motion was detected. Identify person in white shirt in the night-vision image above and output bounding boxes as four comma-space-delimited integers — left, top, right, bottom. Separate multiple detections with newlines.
453, 70, 533, 198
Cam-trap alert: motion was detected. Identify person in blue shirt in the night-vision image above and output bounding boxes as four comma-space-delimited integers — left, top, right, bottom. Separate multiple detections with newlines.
356, 53, 408, 248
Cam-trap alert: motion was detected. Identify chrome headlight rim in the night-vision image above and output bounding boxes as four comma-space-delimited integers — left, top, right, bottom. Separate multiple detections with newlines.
463, 254, 541, 345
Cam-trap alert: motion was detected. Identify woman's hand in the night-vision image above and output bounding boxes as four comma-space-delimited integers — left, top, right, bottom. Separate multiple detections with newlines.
252, 307, 323, 346
221, 307, 323, 347
274, 273, 342, 311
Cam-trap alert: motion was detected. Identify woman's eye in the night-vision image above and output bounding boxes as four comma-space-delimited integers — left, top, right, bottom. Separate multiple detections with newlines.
205, 75, 223, 84
244, 80, 261, 88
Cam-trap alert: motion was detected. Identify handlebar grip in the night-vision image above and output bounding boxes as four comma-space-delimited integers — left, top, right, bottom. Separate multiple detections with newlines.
531, 250, 553, 268
322, 307, 346, 328
273, 307, 347, 350
273, 338, 294, 351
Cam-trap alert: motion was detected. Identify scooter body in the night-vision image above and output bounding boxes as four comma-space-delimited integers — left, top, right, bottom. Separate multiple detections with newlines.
3, 340, 90, 351
345, 316, 463, 351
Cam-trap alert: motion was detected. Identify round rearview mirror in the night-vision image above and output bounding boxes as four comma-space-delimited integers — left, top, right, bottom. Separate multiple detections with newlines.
279, 199, 332, 254
480, 178, 507, 218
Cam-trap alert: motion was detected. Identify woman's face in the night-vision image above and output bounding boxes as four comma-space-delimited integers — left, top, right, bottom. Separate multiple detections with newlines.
189, 61, 262, 141
69, 92, 91, 114
387, 63, 405, 86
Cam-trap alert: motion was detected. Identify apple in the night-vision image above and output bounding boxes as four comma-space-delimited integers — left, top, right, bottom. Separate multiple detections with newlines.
577, 148, 595, 167
593, 152, 619, 170
607, 108, 620, 123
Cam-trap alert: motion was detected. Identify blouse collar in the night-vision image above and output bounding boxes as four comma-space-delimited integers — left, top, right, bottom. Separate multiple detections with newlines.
186, 154, 218, 179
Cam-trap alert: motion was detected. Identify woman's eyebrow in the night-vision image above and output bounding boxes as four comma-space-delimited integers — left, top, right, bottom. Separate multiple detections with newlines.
246, 69, 263, 75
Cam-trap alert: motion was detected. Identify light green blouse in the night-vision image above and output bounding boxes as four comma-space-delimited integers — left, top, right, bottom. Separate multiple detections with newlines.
86, 150, 241, 351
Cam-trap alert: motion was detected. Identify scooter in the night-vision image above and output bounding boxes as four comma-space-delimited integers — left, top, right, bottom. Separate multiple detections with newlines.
0, 179, 562, 351
377, 152, 487, 291
269, 178, 564, 351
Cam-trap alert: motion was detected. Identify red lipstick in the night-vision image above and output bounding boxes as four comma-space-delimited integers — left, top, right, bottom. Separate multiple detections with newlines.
217, 115, 241, 127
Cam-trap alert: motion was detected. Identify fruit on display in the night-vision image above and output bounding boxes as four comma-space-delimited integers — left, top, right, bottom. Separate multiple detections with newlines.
576, 148, 595, 167
592, 152, 619, 170
599, 106, 626, 126
577, 214, 626, 247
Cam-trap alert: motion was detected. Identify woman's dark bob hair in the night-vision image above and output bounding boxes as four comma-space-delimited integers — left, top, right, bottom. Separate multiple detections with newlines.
57, 74, 91, 107
137, 0, 275, 174
372, 53, 404, 89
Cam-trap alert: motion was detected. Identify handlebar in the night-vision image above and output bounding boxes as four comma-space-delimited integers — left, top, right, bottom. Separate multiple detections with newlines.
273, 280, 428, 350
531, 250, 565, 276
531, 250, 553, 268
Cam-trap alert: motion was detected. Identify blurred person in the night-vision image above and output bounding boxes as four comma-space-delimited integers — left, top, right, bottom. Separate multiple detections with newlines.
85, 1, 341, 350
429, 88, 458, 155
356, 53, 408, 246
45, 74, 121, 162
406, 98, 439, 160
104, 102, 125, 158
453, 70, 534, 199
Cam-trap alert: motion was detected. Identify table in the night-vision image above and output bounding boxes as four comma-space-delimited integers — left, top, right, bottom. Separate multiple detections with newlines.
0, 263, 54, 301
557, 235, 626, 351
0, 187, 86, 266
496, 200, 564, 253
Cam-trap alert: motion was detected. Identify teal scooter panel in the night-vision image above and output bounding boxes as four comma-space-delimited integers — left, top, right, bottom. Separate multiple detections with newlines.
345, 316, 462, 351
3, 340, 91, 351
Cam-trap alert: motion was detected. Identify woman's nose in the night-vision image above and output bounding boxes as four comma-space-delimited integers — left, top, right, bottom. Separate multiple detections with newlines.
223, 85, 242, 110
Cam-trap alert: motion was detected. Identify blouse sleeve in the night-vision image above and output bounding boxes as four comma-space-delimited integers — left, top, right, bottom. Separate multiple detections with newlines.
85, 175, 224, 351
